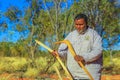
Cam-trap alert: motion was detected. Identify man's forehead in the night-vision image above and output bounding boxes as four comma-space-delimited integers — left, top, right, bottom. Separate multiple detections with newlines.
75, 19, 85, 23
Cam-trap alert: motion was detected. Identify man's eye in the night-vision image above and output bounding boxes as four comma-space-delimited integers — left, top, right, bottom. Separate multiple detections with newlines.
76, 24, 83, 25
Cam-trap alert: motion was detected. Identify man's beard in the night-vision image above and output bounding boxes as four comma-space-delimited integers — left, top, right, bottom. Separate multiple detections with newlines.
78, 27, 87, 34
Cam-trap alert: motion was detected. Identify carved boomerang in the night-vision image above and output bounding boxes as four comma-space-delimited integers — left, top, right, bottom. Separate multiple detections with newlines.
55, 40, 94, 80
35, 40, 73, 80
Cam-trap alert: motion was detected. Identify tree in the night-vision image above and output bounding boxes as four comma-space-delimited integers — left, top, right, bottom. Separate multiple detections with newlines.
2, 0, 120, 63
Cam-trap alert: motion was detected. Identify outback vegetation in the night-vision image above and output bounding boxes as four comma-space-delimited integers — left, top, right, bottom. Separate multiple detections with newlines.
0, 0, 120, 79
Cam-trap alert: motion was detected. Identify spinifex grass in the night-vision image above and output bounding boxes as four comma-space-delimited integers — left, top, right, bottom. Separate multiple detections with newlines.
0, 57, 27, 73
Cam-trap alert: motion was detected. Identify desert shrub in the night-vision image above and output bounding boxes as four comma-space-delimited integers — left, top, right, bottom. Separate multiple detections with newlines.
0, 57, 27, 73
112, 58, 120, 74
35, 57, 48, 72
24, 68, 39, 78
0, 56, 64, 79
11, 58, 28, 71
48, 61, 61, 73
103, 51, 120, 75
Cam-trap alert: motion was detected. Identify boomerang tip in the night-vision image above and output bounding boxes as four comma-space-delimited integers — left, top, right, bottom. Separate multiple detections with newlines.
55, 41, 65, 44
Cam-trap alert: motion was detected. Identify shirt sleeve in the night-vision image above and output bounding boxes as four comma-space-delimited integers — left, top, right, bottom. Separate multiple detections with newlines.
58, 43, 68, 57
80, 31, 103, 62
57, 33, 71, 57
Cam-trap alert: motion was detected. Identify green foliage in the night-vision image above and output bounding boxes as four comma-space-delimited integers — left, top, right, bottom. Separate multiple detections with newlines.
11, 58, 28, 71
0, 57, 28, 73
2, 0, 120, 62
16, 24, 26, 32
0, 22, 8, 28
23, 8, 32, 25
1, 0, 120, 78
103, 50, 120, 75
5, 6, 21, 21
48, 61, 61, 73
111, 52, 120, 74
24, 68, 39, 78
0, 56, 61, 79
0, 42, 13, 56
35, 57, 48, 72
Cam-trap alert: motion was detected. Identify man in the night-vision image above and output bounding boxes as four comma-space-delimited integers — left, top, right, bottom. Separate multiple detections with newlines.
52, 13, 103, 80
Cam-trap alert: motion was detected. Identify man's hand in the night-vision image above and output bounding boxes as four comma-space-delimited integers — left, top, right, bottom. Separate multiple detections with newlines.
51, 50, 58, 57
74, 55, 85, 66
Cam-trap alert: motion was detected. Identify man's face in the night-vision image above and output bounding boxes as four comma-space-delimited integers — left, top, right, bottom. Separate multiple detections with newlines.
74, 18, 87, 34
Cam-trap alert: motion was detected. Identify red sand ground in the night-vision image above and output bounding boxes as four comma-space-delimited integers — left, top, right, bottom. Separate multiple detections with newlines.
0, 73, 120, 80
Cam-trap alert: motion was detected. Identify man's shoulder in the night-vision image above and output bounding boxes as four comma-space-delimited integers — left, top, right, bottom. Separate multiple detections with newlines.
87, 28, 101, 38
87, 28, 99, 34
64, 30, 78, 39
88, 28, 95, 32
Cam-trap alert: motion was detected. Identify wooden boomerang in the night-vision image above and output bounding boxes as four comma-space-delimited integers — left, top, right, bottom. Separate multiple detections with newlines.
55, 40, 94, 80
35, 40, 73, 80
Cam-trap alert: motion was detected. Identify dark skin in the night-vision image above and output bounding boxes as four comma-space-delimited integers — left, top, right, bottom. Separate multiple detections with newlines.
52, 18, 87, 66
52, 51, 86, 66
74, 18, 87, 34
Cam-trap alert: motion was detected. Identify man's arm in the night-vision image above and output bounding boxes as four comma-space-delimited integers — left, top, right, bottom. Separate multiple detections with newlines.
58, 43, 68, 58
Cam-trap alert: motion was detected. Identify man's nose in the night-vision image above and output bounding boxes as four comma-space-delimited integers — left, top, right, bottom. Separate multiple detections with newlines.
77, 25, 82, 28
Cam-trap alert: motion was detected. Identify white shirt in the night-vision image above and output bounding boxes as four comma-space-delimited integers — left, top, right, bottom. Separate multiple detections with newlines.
58, 28, 103, 80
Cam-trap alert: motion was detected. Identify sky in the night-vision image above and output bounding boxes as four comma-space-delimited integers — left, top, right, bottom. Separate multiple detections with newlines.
0, 0, 29, 42
0, 0, 120, 50
0, 0, 29, 11
0, 0, 74, 42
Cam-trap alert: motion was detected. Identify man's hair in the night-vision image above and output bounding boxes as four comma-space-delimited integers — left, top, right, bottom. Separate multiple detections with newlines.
74, 13, 88, 24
